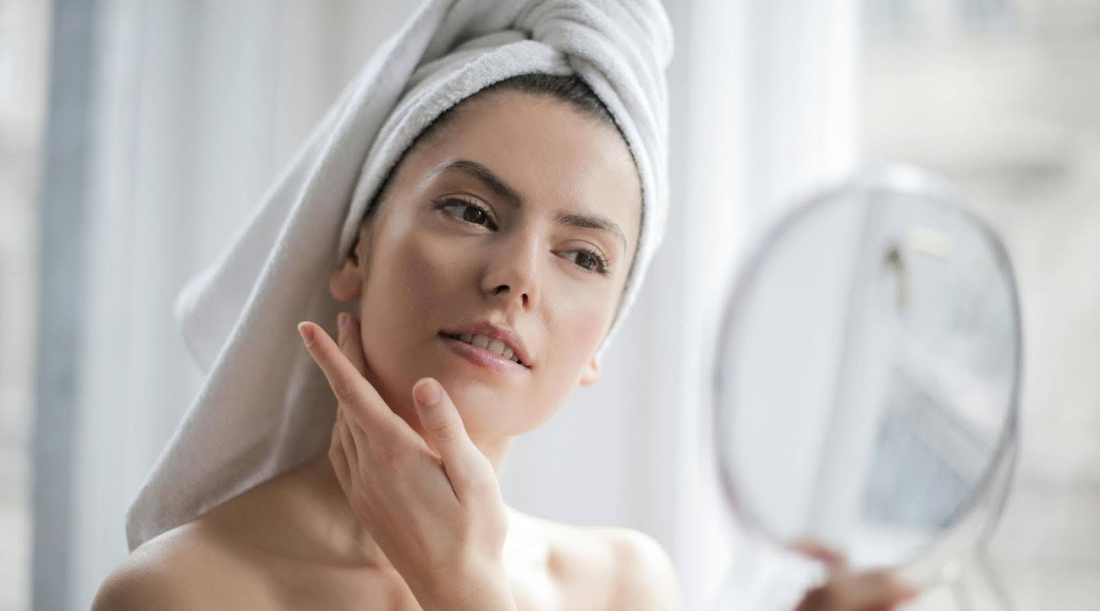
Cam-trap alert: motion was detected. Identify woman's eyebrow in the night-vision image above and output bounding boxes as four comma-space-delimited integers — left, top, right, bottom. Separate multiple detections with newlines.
554, 212, 627, 250
430, 159, 524, 209
429, 158, 627, 249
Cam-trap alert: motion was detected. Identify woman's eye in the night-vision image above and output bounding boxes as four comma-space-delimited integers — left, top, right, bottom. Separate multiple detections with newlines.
437, 198, 495, 228
565, 248, 610, 275
575, 251, 597, 271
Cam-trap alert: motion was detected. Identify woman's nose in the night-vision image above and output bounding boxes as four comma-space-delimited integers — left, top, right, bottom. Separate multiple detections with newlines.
481, 232, 541, 312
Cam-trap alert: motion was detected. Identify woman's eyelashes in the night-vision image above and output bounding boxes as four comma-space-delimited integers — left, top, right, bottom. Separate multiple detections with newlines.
432, 196, 612, 276
561, 247, 611, 275
434, 196, 498, 230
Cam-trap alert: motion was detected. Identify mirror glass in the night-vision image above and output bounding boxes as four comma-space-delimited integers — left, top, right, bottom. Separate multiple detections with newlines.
713, 167, 1022, 570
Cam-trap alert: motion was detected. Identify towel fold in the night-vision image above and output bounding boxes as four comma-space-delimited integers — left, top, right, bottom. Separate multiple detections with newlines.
125, 0, 673, 551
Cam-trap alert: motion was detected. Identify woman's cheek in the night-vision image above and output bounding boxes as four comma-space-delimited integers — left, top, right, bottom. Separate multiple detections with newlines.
572, 297, 616, 350
394, 236, 453, 307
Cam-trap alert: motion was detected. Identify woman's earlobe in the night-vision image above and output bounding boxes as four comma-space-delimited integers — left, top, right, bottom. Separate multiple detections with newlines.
329, 259, 363, 302
330, 234, 369, 302
578, 355, 602, 387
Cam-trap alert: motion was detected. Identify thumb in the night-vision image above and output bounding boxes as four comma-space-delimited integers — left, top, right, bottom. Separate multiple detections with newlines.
412, 378, 490, 499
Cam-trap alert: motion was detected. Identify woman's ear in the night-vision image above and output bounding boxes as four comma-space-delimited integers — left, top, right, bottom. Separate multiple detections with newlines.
329, 229, 370, 302
578, 355, 602, 387
329, 257, 362, 302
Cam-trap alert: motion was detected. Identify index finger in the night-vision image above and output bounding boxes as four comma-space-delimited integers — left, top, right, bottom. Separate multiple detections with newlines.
298, 320, 413, 444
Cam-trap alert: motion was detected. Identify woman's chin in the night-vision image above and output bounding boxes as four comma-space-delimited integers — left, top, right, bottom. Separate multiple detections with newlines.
431, 376, 506, 407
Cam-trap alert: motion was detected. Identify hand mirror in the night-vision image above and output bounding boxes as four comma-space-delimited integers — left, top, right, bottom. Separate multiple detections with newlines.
712, 165, 1022, 608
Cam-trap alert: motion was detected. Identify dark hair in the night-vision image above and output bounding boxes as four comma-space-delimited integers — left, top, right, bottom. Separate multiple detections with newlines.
431, 72, 623, 149
364, 73, 643, 311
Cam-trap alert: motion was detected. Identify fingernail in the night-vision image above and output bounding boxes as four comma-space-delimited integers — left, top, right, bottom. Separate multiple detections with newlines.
297, 322, 314, 346
415, 378, 441, 406
337, 312, 348, 333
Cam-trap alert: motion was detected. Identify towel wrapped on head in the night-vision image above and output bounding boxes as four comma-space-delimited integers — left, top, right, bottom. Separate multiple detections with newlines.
125, 0, 673, 552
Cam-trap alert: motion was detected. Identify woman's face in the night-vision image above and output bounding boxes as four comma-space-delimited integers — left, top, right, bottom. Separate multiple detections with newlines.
330, 90, 641, 443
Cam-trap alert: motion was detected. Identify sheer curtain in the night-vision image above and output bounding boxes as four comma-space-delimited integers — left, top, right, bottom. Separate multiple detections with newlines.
69, 2, 419, 608
661, 1, 859, 608
58, 1, 858, 610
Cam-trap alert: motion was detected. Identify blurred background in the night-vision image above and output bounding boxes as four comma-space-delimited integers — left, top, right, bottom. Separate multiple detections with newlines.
2, 0, 1098, 609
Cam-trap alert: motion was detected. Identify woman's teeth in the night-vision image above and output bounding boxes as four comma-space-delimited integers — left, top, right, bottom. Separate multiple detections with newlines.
454, 333, 521, 364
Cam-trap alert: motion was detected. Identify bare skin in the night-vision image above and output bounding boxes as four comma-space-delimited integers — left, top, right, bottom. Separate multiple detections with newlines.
93, 450, 671, 611
91, 89, 916, 611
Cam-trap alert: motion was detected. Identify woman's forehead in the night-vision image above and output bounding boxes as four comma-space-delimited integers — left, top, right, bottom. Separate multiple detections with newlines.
408, 92, 642, 238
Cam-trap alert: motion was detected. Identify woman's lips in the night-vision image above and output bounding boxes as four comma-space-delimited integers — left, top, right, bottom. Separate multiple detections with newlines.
439, 333, 529, 374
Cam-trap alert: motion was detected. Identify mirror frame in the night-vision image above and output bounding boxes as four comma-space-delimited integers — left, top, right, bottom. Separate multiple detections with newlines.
710, 163, 1025, 569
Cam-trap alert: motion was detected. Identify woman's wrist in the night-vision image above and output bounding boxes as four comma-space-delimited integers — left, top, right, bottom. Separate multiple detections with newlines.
417, 558, 517, 611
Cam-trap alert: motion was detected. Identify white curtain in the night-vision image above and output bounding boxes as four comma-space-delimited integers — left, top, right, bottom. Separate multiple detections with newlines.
72, 2, 420, 608
662, 1, 859, 608
68, 1, 858, 610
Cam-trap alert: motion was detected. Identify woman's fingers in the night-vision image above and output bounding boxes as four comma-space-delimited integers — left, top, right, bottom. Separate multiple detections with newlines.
843, 571, 918, 610
298, 320, 412, 452
790, 540, 917, 611
412, 377, 492, 502
797, 570, 918, 611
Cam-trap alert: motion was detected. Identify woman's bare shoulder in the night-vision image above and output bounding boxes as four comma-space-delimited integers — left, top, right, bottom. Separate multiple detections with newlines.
593, 527, 682, 611
91, 521, 272, 611
525, 515, 683, 611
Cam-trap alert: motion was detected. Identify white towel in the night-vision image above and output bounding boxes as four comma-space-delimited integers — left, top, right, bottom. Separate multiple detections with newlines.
125, 0, 673, 551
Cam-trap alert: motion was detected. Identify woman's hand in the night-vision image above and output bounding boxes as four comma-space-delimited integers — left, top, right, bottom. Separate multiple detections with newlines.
792, 543, 918, 611
298, 313, 516, 611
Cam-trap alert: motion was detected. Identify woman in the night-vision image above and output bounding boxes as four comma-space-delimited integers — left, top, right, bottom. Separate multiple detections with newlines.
94, 72, 679, 609
92, 2, 916, 609
91, 72, 916, 611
